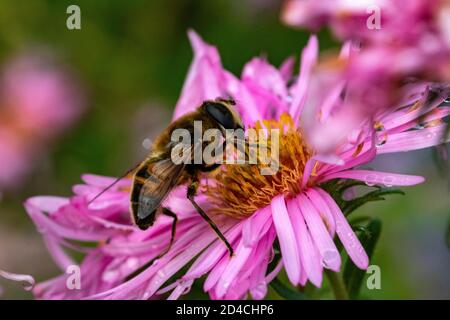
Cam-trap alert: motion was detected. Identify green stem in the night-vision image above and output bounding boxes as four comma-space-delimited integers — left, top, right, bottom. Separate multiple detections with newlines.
325, 270, 348, 300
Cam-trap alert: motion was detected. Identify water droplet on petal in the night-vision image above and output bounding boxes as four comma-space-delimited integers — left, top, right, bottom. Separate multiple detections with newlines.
37, 226, 48, 234
126, 257, 139, 269
157, 269, 166, 278
443, 96, 450, 105
382, 176, 394, 187
364, 174, 377, 186
142, 138, 152, 150
251, 282, 267, 300
142, 291, 151, 299
321, 249, 339, 268
102, 270, 119, 282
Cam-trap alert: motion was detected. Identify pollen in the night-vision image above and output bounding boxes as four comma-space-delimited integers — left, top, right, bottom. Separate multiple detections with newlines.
204, 113, 313, 219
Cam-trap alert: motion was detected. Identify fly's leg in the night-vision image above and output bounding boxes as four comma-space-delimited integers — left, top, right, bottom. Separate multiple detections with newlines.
159, 207, 178, 257
125, 207, 178, 281
187, 178, 234, 256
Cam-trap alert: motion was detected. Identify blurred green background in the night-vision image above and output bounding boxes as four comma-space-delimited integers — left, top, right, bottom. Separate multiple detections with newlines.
0, 0, 448, 299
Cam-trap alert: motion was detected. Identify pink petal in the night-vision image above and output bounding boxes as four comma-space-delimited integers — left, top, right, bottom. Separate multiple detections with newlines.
302, 155, 344, 188
279, 56, 295, 82
173, 30, 225, 120
305, 188, 336, 235
242, 206, 272, 247
26, 196, 69, 213
296, 194, 341, 272
204, 255, 229, 292
43, 235, 76, 271
271, 195, 301, 284
215, 242, 253, 298
167, 280, 193, 300
224, 71, 263, 125
321, 169, 425, 186
316, 188, 368, 269
290, 35, 318, 123
286, 198, 323, 287
378, 125, 450, 154
184, 223, 242, 280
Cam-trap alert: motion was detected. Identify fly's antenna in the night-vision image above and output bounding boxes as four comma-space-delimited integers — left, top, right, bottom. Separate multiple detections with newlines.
87, 163, 141, 206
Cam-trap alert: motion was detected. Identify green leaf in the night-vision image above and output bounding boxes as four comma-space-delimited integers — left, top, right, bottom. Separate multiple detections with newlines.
343, 219, 382, 300
343, 188, 405, 216
270, 277, 307, 300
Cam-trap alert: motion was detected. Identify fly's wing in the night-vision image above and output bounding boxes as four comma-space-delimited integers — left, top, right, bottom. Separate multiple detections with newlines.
131, 157, 185, 230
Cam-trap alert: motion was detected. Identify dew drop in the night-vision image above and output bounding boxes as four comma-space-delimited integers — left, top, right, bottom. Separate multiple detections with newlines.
443, 96, 450, 105
126, 257, 139, 269
142, 291, 151, 299
382, 176, 394, 187
251, 282, 267, 299
37, 226, 48, 235
142, 138, 152, 150
157, 269, 166, 278
321, 249, 339, 268
102, 270, 119, 282
364, 174, 378, 186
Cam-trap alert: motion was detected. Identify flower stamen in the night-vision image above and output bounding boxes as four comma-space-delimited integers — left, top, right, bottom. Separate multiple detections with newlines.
205, 114, 312, 219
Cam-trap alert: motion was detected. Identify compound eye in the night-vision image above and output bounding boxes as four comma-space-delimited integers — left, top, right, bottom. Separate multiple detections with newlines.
204, 101, 235, 129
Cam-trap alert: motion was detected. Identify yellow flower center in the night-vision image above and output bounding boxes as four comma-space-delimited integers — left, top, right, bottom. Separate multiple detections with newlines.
204, 113, 313, 219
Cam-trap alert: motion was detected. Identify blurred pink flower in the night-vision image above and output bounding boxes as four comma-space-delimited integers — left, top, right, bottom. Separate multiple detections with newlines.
282, 0, 450, 50
282, 0, 450, 153
26, 32, 450, 300
0, 53, 84, 191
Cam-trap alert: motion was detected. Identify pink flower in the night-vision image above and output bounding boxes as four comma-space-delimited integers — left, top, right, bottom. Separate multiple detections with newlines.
282, 0, 450, 153
27, 31, 449, 300
282, 0, 450, 49
0, 53, 84, 190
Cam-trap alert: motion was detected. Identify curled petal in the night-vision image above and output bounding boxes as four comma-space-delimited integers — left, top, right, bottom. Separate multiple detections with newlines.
0, 269, 35, 292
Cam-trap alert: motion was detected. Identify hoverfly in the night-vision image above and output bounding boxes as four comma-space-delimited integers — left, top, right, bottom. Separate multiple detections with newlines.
130, 98, 244, 258
90, 98, 245, 265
